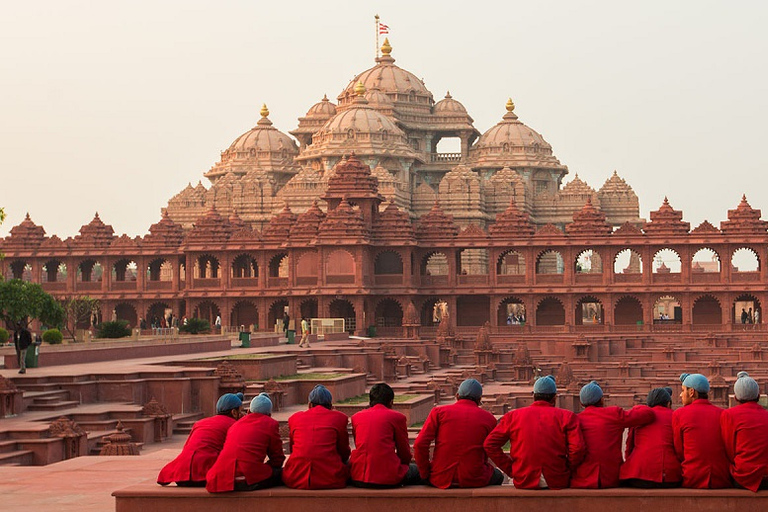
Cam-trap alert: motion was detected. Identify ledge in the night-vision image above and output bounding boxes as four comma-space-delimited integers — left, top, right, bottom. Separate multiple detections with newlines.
113, 484, 768, 512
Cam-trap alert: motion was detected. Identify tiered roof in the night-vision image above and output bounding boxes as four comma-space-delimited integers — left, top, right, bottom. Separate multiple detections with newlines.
323, 153, 383, 202
74, 213, 115, 248
143, 212, 185, 248
371, 202, 415, 242
317, 198, 369, 242
261, 205, 298, 243
643, 198, 690, 236
489, 198, 535, 237
4, 214, 46, 250
185, 208, 233, 244
720, 195, 768, 235
416, 202, 459, 241
289, 201, 326, 242
566, 198, 612, 236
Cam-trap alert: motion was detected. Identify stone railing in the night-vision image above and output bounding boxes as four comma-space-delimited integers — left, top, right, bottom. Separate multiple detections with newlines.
430, 152, 462, 163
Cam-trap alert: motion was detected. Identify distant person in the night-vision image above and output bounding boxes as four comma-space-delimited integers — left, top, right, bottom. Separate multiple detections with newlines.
215, 315, 222, 330
299, 316, 311, 348
206, 393, 284, 492
282, 311, 290, 337
621, 387, 682, 488
755, 310, 761, 325
571, 381, 654, 488
349, 383, 419, 488
673, 373, 731, 488
414, 379, 502, 488
140, 317, 147, 330
13, 323, 32, 374
748, 308, 754, 324
720, 372, 768, 491
485, 375, 585, 489
741, 308, 748, 324
282, 385, 350, 489
157, 393, 243, 487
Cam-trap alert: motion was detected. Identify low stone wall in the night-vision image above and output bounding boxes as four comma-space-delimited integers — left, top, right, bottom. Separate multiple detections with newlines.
2, 336, 232, 368
113, 486, 768, 512
169, 354, 297, 381
276, 374, 367, 406
335, 394, 434, 426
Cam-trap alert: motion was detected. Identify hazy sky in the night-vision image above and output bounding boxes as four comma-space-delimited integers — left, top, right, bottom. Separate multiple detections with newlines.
1, 1, 767, 238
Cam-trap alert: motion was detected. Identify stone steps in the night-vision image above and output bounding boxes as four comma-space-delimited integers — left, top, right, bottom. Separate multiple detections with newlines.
27, 399, 81, 411
0, 449, 35, 466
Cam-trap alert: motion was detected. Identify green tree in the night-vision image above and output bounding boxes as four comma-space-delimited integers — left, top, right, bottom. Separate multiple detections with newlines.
0, 279, 65, 330
61, 296, 100, 341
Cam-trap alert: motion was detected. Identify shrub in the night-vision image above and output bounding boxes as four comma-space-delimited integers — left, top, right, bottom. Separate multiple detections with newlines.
42, 328, 63, 344
97, 320, 132, 339
0, 328, 9, 344
179, 318, 210, 335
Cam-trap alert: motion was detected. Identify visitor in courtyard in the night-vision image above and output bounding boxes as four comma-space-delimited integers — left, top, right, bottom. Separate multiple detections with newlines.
672, 373, 731, 488
282, 385, 351, 489
349, 383, 420, 488
741, 308, 748, 324
414, 378, 501, 488
205, 393, 285, 492
157, 393, 244, 487
755, 310, 760, 324
13, 323, 32, 374
570, 381, 655, 488
484, 375, 585, 489
720, 371, 768, 491
282, 311, 290, 337
621, 387, 682, 488
299, 316, 311, 348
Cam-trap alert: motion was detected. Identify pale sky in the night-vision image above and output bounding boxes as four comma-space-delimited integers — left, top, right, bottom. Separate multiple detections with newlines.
1, 1, 767, 238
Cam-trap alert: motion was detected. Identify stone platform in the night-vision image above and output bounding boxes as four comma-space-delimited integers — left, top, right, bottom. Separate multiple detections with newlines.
113, 485, 768, 512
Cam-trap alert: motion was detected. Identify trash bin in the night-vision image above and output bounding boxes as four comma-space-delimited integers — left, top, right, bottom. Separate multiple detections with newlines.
367, 325, 377, 338
25, 342, 40, 368
239, 331, 251, 348
287, 330, 296, 344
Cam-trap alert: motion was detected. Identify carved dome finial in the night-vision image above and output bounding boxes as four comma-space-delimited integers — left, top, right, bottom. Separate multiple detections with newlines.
381, 38, 392, 56
260, 103, 270, 118
354, 81, 366, 96
506, 98, 516, 112
445, 91, 452, 99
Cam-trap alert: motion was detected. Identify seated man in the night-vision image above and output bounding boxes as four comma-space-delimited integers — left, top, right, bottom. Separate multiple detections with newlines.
673, 373, 731, 488
206, 393, 285, 492
282, 385, 350, 489
414, 379, 502, 488
621, 387, 682, 488
350, 383, 420, 488
570, 381, 654, 488
484, 375, 585, 489
720, 371, 768, 491
157, 393, 243, 487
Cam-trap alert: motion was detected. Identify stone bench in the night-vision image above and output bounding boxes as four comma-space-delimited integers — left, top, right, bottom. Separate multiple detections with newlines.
113, 484, 768, 512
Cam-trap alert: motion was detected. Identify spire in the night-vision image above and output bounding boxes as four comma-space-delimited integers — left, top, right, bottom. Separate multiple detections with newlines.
354, 81, 366, 96
257, 103, 273, 126
381, 38, 392, 56
503, 97, 518, 120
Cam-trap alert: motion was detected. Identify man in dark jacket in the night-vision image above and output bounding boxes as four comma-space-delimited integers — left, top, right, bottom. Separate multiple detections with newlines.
14, 323, 33, 374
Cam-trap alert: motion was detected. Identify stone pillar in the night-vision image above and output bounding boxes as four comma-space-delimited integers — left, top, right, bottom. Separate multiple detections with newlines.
136, 256, 146, 292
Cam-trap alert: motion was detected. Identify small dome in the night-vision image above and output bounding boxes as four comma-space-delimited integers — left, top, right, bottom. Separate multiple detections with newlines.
226, 105, 298, 154
364, 87, 393, 107
305, 94, 337, 118
475, 100, 550, 149
434, 92, 467, 114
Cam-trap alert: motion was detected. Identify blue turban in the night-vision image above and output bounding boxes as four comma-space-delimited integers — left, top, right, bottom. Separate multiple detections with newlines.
236, 392, 244, 401
308, 384, 333, 406
579, 381, 603, 406
216, 393, 243, 414
646, 387, 672, 407
734, 371, 760, 401
533, 375, 557, 394
250, 393, 273, 414
458, 379, 483, 401
680, 373, 710, 393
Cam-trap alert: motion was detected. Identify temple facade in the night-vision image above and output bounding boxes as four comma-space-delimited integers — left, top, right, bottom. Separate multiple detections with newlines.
2, 40, 766, 337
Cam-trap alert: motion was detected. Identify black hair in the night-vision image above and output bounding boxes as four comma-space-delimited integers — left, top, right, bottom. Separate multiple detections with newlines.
369, 383, 395, 407
534, 392, 556, 403
697, 391, 709, 400
646, 387, 672, 408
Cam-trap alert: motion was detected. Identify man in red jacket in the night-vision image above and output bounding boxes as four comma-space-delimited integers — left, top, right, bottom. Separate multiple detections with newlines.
570, 380, 654, 488
414, 379, 501, 488
157, 393, 243, 486
349, 383, 420, 488
720, 371, 768, 491
283, 385, 351, 489
485, 375, 585, 489
205, 393, 285, 492
621, 387, 682, 488
672, 372, 731, 488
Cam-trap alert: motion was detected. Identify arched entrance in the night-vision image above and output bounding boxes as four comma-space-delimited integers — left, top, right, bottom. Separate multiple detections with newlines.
420, 297, 443, 327
692, 295, 721, 325
497, 297, 526, 325
614, 296, 643, 325
194, 300, 221, 326
734, 294, 761, 325
576, 296, 603, 325
654, 296, 681, 324
329, 299, 356, 333
231, 301, 258, 329
147, 302, 172, 328
269, 300, 289, 332
300, 298, 318, 320
374, 299, 403, 328
536, 297, 565, 326
114, 303, 137, 328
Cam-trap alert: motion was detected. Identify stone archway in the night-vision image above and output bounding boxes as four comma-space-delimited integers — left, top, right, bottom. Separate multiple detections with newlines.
536, 297, 565, 326
194, 300, 221, 326
231, 301, 258, 329
575, 296, 603, 325
300, 298, 318, 320
497, 297, 527, 325
329, 299, 356, 333
147, 302, 172, 328
114, 303, 137, 328
420, 297, 443, 327
614, 296, 643, 325
692, 295, 721, 325
733, 294, 760, 325
374, 299, 403, 328
268, 300, 289, 332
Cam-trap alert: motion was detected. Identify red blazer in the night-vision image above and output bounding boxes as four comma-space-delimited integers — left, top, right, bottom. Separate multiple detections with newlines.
205, 413, 285, 493
414, 399, 497, 489
350, 404, 412, 485
484, 401, 585, 490
282, 406, 351, 489
621, 405, 682, 484
672, 399, 731, 488
571, 405, 654, 488
720, 401, 768, 491
157, 414, 236, 485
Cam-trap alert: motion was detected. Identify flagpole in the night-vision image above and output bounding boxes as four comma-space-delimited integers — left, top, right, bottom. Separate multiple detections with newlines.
375, 14, 380, 60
